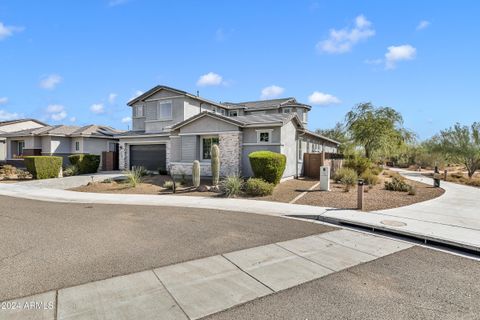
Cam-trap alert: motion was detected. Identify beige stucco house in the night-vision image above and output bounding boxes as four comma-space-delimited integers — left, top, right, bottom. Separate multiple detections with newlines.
0, 119, 47, 162
117, 85, 340, 179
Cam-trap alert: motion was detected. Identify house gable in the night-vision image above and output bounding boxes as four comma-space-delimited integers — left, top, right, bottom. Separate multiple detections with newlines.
177, 114, 241, 134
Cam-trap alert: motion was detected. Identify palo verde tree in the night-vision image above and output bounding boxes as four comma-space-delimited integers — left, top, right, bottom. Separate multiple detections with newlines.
432, 122, 480, 178
315, 122, 354, 155
345, 103, 415, 160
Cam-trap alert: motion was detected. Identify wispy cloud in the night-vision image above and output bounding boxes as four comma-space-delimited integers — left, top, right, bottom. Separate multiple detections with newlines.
197, 72, 224, 86
108, 93, 117, 104
0, 97, 8, 105
0, 110, 19, 121
316, 15, 375, 54
0, 21, 24, 41
308, 91, 341, 105
90, 103, 105, 114
69, 117, 76, 123
416, 20, 430, 30
385, 44, 416, 69
260, 85, 285, 100
130, 90, 144, 101
46, 104, 67, 121
121, 116, 131, 123
39, 74, 62, 90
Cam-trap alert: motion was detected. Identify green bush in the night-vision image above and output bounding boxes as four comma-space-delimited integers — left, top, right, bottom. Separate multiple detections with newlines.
68, 154, 100, 174
384, 177, 411, 192
333, 167, 358, 192
123, 166, 145, 187
220, 175, 244, 198
248, 151, 286, 185
361, 169, 379, 186
244, 178, 275, 197
63, 165, 80, 177
370, 166, 383, 176
24, 156, 62, 179
344, 156, 372, 175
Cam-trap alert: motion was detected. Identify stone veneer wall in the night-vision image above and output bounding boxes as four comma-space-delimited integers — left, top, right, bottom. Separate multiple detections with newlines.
170, 131, 243, 177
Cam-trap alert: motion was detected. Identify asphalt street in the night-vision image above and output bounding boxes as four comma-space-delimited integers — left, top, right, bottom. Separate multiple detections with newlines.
0, 195, 334, 301
205, 246, 480, 320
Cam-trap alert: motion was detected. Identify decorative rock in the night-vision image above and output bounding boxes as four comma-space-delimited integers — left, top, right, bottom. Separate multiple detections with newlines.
197, 185, 210, 192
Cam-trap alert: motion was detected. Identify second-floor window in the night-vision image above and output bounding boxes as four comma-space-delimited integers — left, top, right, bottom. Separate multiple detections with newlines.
75, 141, 80, 151
135, 105, 144, 117
283, 108, 291, 114
229, 110, 238, 117
303, 111, 307, 122
158, 100, 172, 120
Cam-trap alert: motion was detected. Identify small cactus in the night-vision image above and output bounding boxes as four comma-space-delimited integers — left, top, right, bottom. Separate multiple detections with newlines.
192, 160, 201, 188
211, 144, 220, 185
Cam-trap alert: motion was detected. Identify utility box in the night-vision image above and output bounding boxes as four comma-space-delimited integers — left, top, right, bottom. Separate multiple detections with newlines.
319, 166, 330, 191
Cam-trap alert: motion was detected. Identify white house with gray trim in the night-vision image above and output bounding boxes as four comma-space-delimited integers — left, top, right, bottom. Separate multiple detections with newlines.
0, 119, 47, 162
117, 85, 340, 179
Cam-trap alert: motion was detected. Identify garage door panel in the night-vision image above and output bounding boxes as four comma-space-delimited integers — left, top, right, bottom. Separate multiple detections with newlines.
130, 144, 166, 171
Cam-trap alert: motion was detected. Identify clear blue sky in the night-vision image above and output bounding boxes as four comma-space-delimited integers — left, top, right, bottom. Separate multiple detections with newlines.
1, 0, 479, 139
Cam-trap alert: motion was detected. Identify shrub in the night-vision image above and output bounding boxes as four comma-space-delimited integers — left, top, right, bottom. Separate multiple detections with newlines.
370, 166, 383, 176
163, 180, 182, 190
123, 166, 145, 187
408, 185, 417, 195
361, 169, 379, 186
0, 165, 16, 176
24, 156, 62, 179
344, 156, 372, 175
248, 151, 286, 185
385, 177, 411, 192
333, 167, 358, 192
220, 175, 244, 198
68, 154, 100, 174
63, 165, 80, 177
244, 178, 275, 197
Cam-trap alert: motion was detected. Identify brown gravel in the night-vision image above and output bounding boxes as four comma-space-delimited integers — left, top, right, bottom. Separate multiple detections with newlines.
72, 175, 171, 194
256, 178, 318, 203
296, 174, 445, 211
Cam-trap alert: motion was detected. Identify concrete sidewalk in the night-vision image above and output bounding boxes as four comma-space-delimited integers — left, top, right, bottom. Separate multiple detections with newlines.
1, 229, 412, 320
321, 169, 480, 252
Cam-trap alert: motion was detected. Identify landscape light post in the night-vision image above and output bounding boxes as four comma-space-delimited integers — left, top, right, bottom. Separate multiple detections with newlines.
357, 179, 365, 211
433, 166, 441, 188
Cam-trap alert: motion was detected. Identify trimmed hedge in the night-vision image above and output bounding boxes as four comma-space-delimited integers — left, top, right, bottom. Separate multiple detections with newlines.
244, 178, 275, 197
68, 154, 100, 174
248, 151, 286, 185
24, 156, 62, 179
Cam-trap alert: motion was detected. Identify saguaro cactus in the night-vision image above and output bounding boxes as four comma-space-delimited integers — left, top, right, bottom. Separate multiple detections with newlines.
211, 144, 220, 185
192, 160, 201, 188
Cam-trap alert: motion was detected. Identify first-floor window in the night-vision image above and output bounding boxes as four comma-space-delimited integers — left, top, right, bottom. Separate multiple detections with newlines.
75, 141, 80, 151
18, 141, 25, 155
201, 137, 219, 160
298, 140, 303, 160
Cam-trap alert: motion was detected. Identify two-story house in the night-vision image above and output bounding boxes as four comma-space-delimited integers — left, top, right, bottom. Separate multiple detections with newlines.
116, 85, 340, 179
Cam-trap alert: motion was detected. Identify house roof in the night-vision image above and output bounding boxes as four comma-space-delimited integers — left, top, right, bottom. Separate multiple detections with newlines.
127, 85, 227, 109
114, 130, 170, 138
302, 129, 341, 145
224, 98, 312, 111
0, 118, 48, 127
3, 124, 122, 138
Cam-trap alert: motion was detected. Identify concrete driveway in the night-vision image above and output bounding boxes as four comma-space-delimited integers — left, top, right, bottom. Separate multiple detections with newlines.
0, 195, 334, 302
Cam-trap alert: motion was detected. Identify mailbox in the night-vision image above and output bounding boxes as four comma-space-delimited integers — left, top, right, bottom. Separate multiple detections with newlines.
319, 166, 330, 191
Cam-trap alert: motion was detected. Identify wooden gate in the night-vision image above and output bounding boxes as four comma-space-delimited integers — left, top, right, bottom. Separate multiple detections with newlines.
304, 152, 343, 178
102, 151, 119, 171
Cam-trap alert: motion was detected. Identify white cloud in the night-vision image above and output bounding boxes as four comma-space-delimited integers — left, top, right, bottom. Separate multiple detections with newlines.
385, 44, 416, 69
90, 103, 105, 114
0, 21, 23, 40
69, 117, 76, 122
39, 74, 62, 90
260, 85, 285, 100
130, 90, 144, 100
317, 15, 375, 54
46, 104, 67, 121
308, 91, 341, 105
0, 97, 8, 105
417, 20, 430, 30
108, 93, 117, 104
46, 104, 64, 113
197, 72, 224, 86
121, 116, 132, 123
0, 110, 19, 121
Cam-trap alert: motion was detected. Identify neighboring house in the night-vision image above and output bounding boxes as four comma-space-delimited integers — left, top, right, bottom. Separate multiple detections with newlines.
3, 124, 122, 168
117, 85, 340, 179
0, 119, 47, 162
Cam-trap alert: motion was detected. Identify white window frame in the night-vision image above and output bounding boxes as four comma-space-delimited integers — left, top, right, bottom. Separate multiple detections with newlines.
229, 110, 238, 117
298, 140, 303, 161
303, 111, 307, 122
75, 141, 80, 151
18, 141, 25, 155
200, 136, 219, 161
282, 108, 291, 114
157, 100, 173, 121
134, 104, 145, 118
256, 129, 274, 144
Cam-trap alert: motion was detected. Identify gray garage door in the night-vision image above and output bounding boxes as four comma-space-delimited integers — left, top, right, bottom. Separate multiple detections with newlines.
129, 144, 166, 172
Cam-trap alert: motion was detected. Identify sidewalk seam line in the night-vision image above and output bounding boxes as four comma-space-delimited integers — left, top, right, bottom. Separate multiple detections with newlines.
54, 290, 58, 320
151, 270, 191, 320
221, 254, 276, 293
273, 243, 336, 272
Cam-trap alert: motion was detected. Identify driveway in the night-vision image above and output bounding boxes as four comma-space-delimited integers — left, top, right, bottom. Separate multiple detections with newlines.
321, 169, 480, 251
14, 171, 124, 189
0, 195, 334, 301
